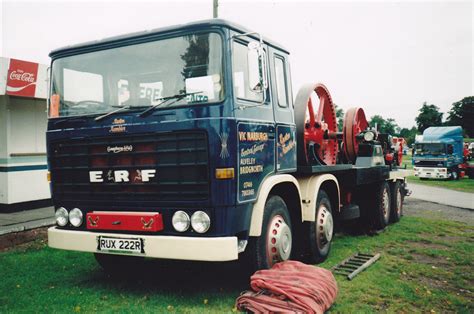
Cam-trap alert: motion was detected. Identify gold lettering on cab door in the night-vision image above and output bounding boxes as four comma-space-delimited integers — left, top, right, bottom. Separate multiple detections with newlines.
238, 132, 268, 142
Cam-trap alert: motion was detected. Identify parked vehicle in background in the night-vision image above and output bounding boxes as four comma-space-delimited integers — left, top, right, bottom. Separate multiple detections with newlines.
413, 126, 474, 180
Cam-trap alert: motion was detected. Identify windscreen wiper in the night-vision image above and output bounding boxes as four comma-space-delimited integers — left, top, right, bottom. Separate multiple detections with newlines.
95, 105, 149, 121
139, 91, 202, 117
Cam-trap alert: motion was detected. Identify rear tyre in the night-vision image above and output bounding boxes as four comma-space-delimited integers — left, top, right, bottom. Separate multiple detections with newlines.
243, 195, 292, 272
389, 181, 403, 223
94, 253, 144, 275
304, 190, 334, 264
364, 181, 391, 230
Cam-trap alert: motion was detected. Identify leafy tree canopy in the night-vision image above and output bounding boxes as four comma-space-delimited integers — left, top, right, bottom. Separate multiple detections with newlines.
445, 96, 474, 137
368, 115, 400, 135
415, 102, 443, 133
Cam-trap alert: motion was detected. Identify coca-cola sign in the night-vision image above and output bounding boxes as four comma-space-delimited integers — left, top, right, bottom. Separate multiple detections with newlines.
6, 59, 39, 97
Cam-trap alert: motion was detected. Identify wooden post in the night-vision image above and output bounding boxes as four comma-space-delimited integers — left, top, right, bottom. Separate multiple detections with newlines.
213, 0, 218, 18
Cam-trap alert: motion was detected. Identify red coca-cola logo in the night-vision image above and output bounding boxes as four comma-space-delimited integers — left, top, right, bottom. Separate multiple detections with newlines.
9, 70, 36, 83
6, 59, 39, 98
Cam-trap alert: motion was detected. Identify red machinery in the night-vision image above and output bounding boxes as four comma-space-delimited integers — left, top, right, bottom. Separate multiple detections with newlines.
294, 83, 370, 166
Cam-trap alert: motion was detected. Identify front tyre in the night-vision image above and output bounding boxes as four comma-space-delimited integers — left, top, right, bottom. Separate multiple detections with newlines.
451, 169, 459, 180
244, 195, 292, 272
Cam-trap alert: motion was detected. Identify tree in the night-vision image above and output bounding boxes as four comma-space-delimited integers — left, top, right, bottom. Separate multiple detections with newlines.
399, 126, 418, 146
415, 102, 442, 133
445, 96, 474, 137
334, 104, 344, 132
368, 115, 400, 134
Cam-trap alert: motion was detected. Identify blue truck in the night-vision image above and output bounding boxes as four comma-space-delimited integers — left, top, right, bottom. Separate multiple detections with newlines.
47, 19, 409, 273
413, 126, 466, 180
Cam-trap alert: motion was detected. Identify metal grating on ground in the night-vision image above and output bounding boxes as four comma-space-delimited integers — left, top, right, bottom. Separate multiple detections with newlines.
332, 252, 380, 280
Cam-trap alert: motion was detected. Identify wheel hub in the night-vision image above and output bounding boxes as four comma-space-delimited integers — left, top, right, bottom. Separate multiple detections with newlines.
266, 215, 292, 266
316, 205, 333, 245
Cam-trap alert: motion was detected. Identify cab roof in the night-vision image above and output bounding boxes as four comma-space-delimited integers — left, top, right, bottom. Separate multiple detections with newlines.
49, 19, 289, 59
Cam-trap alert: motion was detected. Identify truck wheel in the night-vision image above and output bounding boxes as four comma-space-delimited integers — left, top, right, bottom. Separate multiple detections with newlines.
244, 195, 292, 272
368, 181, 392, 230
94, 253, 144, 275
305, 190, 334, 264
451, 170, 459, 180
389, 181, 403, 223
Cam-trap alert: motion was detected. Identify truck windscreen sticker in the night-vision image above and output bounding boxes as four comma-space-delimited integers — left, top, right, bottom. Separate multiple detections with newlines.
238, 123, 275, 202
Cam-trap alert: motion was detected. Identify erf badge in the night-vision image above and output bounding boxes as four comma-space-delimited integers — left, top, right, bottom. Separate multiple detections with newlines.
110, 118, 126, 133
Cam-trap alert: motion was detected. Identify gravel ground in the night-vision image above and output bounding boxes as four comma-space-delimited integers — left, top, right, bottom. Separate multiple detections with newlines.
404, 198, 474, 226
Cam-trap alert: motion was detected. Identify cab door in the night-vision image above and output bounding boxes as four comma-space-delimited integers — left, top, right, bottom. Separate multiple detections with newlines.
269, 49, 297, 172
232, 35, 275, 203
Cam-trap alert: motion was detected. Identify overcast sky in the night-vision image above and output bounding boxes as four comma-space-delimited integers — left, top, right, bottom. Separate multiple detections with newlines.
1, 0, 472, 128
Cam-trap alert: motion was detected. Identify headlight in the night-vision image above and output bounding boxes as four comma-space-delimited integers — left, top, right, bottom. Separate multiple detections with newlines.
172, 211, 190, 232
191, 211, 211, 234
55, 207, 68, 227
363, 131, 375, 142
69, 208, 83, 227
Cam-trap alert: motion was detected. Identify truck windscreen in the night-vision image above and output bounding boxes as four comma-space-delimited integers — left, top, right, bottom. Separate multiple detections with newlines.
415, 143, 446, 156
49, 32, 224, 118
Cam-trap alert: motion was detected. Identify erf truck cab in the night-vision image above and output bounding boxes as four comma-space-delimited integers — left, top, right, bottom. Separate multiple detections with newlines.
413, 126, 464, 180
47, 19, 409, 272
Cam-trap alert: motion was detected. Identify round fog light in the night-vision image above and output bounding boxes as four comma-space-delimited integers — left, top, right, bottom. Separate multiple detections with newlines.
191, 211, 210, 233
69, 208, 83, 227
55, 207, 68, 227
172, 211, 190, 232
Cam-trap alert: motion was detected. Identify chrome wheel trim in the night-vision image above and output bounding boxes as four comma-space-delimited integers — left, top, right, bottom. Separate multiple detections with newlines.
316, 204, 333, 249
396, 189, 402, 216
382, 188, 390, 223
266, 215, 292, 266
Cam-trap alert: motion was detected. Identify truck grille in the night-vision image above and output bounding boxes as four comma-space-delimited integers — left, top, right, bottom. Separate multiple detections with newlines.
414, 160, 443, 167
49, 131, 209, 204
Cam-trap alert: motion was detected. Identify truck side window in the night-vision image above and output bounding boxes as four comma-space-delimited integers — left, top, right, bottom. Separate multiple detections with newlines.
447, 144, 453, 154
274, 56, 288, 108
232, 41, 266, 103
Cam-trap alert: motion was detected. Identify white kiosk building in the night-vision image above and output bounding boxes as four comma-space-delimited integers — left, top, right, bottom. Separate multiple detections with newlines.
0, 57, 51, 211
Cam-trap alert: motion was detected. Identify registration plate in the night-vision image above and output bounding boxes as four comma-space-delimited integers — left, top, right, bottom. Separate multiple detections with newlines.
97, 236, 144, 255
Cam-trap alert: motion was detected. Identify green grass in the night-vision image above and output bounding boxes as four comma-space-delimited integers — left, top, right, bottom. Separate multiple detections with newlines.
1, 217, 473, 313
401, 154, 413, 169
407, 175, 474, 193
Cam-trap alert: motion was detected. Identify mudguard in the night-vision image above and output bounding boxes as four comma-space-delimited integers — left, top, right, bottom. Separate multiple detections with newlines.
249, 174, 301, 236
297, 174, 340, 221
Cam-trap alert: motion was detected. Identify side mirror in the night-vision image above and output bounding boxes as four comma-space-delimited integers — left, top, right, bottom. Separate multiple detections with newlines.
247, 41, 267, 95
